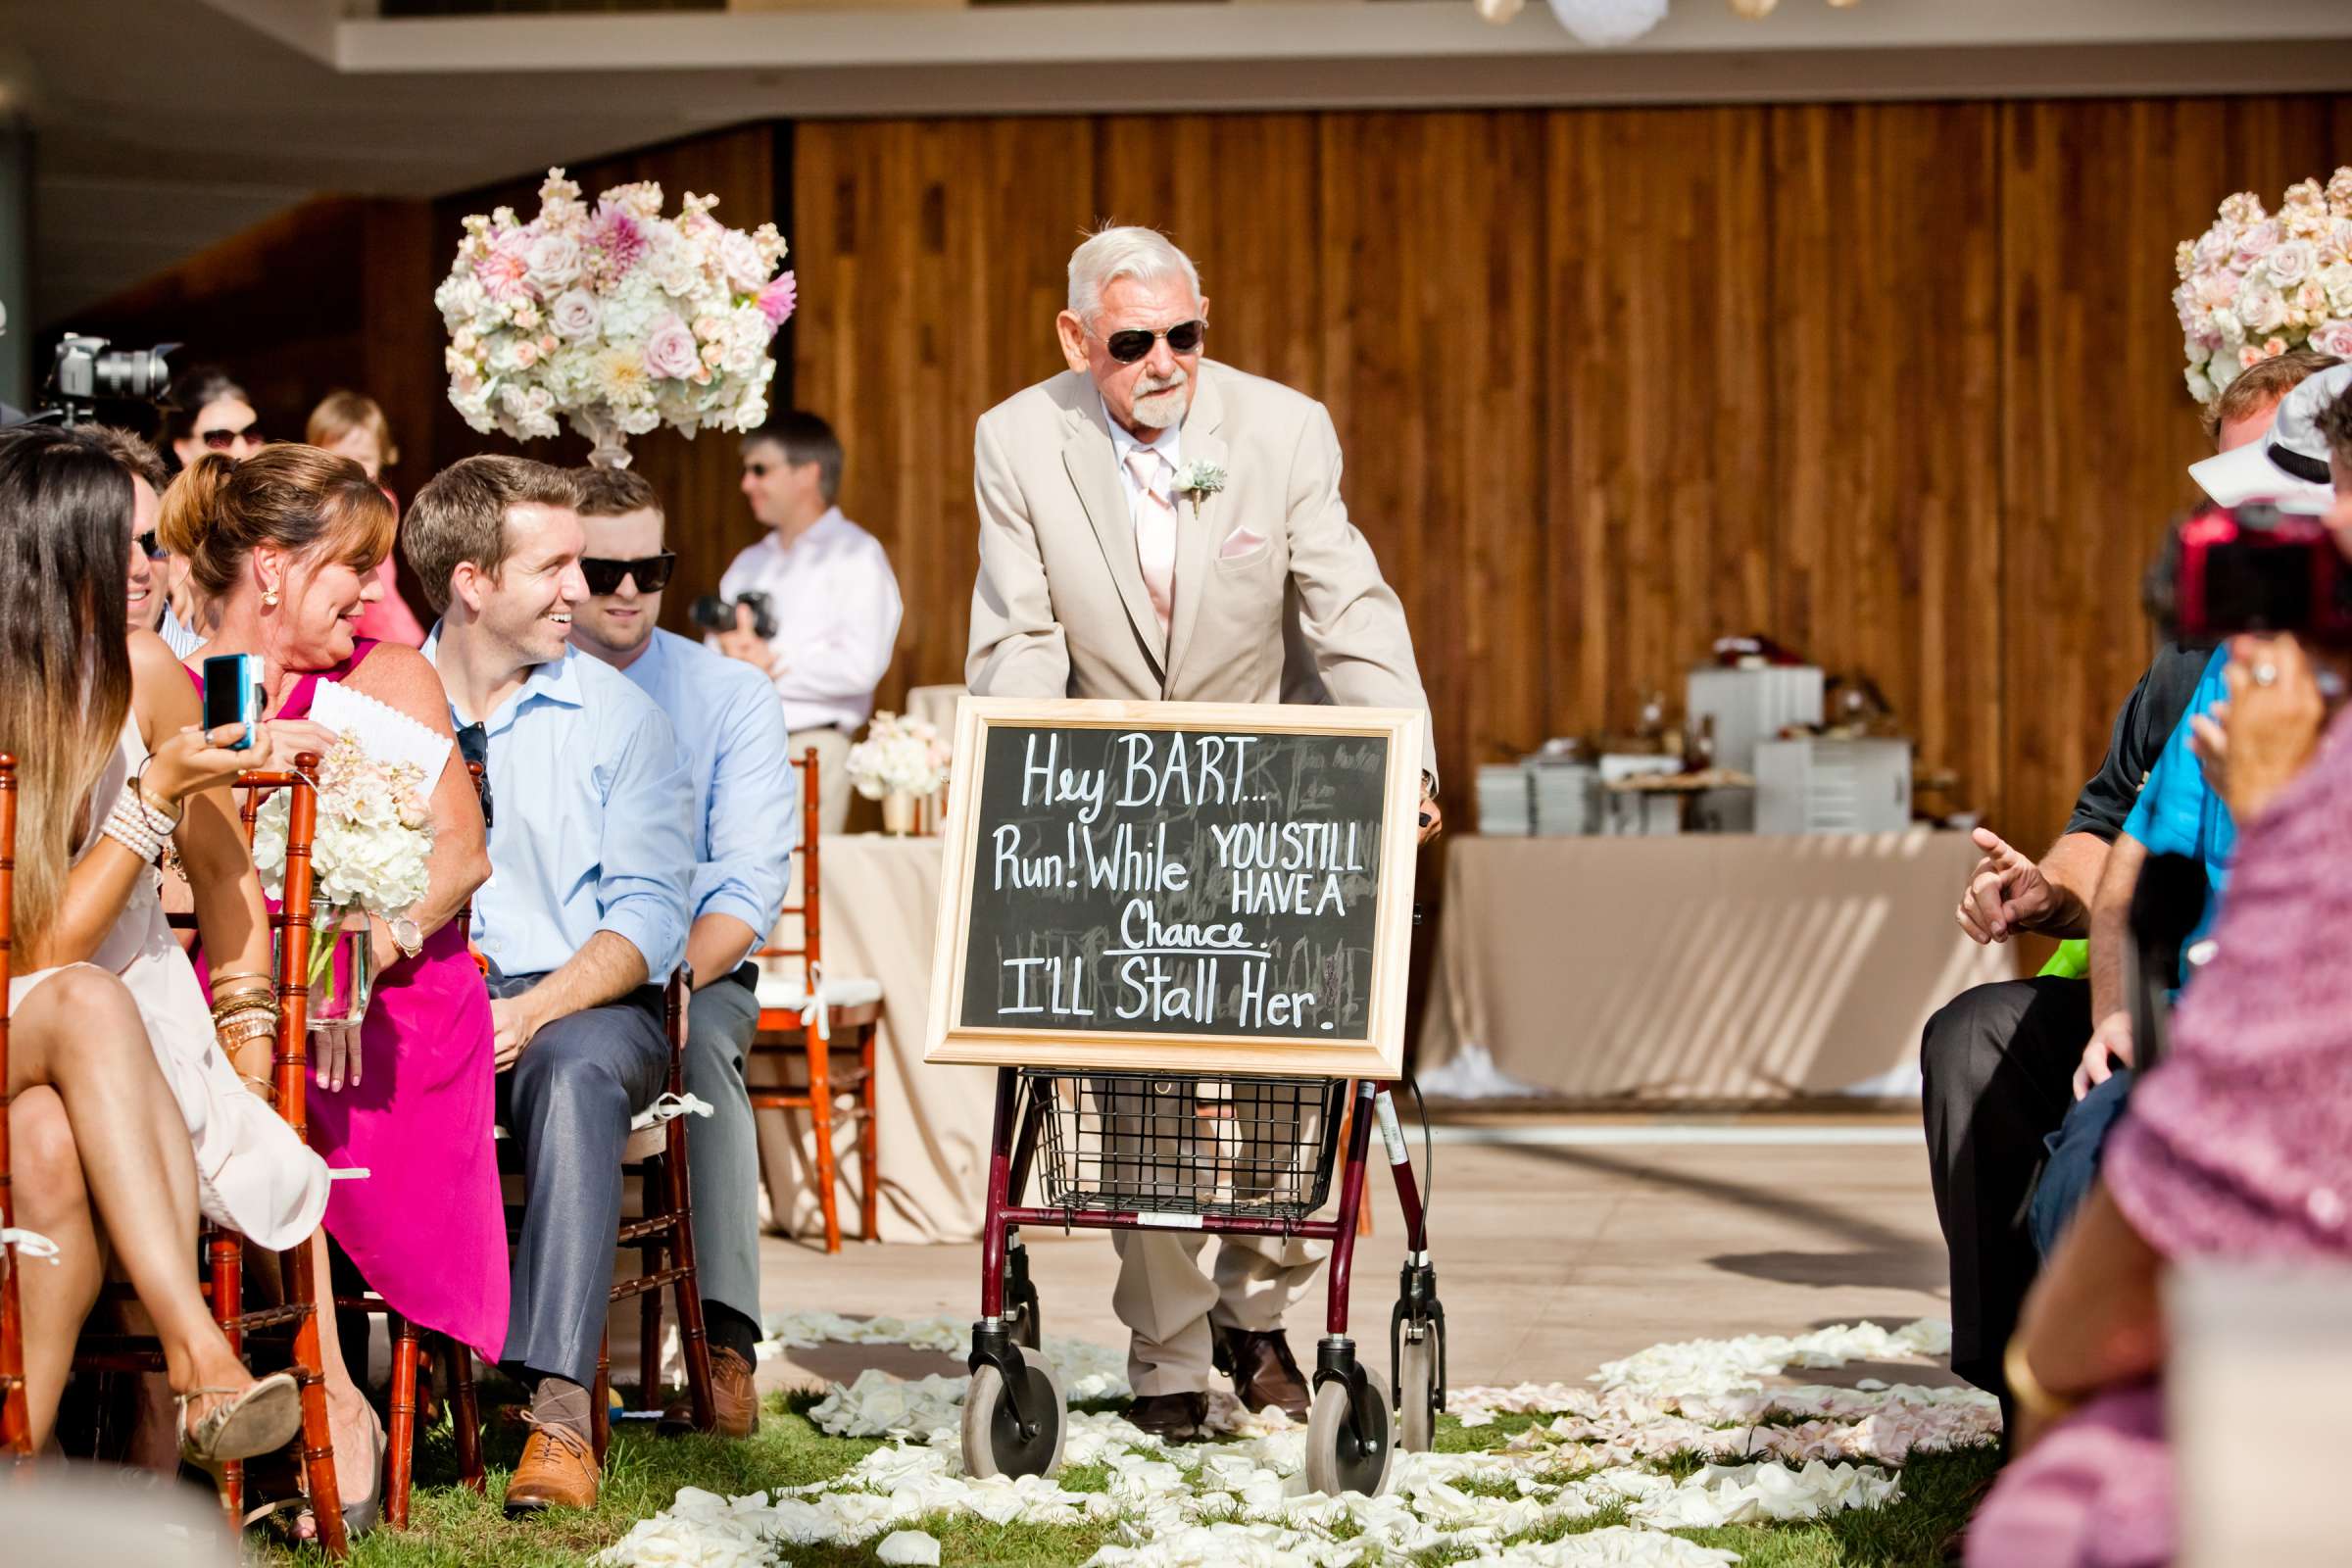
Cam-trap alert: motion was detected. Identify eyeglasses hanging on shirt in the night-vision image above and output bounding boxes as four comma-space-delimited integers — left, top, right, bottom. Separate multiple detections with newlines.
579, 553, 678, 596
456, 721, 493, 829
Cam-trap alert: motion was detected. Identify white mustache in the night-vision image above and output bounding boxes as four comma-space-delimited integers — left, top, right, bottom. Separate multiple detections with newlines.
1135, 370, 1188, 397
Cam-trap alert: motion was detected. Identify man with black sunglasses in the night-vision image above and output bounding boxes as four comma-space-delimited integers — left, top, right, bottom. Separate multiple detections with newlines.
967, 224, 1442, 1443
568, 466, 795, 1442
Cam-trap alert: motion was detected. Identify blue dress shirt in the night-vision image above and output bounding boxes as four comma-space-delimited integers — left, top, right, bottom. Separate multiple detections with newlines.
2120, 644, 2235, 987
422, 633, 695, 984
616, 628, 797, 942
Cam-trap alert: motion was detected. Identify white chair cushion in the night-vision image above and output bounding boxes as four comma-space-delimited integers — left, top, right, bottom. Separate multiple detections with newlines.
754, 970, 884, 1013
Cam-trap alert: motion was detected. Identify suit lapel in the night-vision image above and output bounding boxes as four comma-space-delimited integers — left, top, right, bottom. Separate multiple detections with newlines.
1162, 368, 1227, 690
1061, 404, 1168, 674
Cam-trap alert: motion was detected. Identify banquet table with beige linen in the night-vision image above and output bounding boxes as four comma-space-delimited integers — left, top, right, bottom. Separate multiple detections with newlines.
751, 833, 995, 1244
1415, 830, 2009, 1101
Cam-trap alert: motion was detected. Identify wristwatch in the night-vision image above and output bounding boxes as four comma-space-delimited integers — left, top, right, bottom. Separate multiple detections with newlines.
386, 914, 424, 961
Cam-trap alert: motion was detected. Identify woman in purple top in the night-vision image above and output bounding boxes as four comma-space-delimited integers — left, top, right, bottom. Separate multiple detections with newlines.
1967, 631, 2352, 1568
163, 445, 504, 1533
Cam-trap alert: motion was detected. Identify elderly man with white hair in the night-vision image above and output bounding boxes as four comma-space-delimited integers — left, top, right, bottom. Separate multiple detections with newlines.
966, 223, 1440, 1440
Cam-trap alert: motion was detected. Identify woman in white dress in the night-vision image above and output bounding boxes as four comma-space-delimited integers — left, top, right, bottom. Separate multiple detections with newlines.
2, 424, 304, 1466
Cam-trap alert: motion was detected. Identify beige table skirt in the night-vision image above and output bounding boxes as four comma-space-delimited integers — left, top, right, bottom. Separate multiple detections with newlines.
752, 833, 996, 1243
1416, 831, 2009, 1100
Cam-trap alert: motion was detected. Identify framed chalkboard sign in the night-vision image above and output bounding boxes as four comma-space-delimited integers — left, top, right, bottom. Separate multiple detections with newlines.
923, 698, 1426, 1078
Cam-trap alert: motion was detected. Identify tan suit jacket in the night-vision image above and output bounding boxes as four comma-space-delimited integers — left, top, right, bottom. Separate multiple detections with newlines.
966, 359, 1437, 781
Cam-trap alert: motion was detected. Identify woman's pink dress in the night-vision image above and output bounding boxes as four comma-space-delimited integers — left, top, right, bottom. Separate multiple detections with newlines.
198, 637, 507, 1360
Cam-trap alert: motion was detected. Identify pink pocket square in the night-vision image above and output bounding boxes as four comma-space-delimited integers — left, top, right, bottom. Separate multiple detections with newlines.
1217, 526, 1270, 560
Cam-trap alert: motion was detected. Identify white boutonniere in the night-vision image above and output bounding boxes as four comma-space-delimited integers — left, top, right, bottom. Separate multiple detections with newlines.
1175, 460, 1226, 516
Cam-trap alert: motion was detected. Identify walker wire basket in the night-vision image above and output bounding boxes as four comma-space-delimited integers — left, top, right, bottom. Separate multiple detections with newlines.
1021, 1069, 1348, 1221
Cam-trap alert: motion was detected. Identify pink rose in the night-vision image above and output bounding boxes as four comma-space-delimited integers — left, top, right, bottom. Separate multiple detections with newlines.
2235, 220, 2283, 265
524, 230, 583, 292
512, 338, 539, 369
2266, 238, 2318, 287
716, 230, 769, 295
548, 288, 601, 341
757, 270, 797, 331
2313, 319, 2352, 358
643, 313, 700, 379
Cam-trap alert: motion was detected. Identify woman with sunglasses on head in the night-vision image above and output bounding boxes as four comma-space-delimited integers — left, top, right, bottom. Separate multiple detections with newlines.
0, 425, 308, 1468
152, 366, 266, 657
168, 443, 502, 1536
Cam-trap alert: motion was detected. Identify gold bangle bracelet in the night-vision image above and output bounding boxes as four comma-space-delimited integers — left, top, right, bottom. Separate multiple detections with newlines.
208, 969, 274, 995
211, 1003, 281, 1026
2002, 1337, 2082, 1425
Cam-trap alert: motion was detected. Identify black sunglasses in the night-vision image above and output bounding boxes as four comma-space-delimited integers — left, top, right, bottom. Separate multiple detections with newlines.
580, 553, 677, 596
199, 425, 264, 451
1102, 319, 1204, 365
135, 529, 164, 559
456, 722, 493, 830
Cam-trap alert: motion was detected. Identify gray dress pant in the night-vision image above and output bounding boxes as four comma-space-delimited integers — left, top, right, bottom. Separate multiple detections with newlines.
492, 975, 668, 1391
683, 970, 762, 1329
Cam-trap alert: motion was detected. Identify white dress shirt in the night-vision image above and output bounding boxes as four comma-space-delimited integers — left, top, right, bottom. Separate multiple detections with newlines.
712, 508, 903, 733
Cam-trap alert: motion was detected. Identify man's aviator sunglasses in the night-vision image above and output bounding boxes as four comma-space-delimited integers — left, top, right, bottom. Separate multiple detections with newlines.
1100, 319, 1205, 365
580, 553, 678, 595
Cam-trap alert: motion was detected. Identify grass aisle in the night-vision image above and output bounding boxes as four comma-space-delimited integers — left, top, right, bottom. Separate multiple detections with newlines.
260, 1392, 1997, 1568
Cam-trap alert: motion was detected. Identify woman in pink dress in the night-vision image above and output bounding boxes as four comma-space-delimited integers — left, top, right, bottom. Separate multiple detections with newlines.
161, 445, 504, 1524
306, 391, 427, 648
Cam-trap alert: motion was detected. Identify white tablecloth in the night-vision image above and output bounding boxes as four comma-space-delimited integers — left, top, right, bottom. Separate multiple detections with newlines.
1416, 831, 2008, 1100
751, 834, 995, 1243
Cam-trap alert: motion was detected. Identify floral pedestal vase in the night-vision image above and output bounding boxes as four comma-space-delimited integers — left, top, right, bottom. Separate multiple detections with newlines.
576, 404, 633, 471
881, 790, 916, 837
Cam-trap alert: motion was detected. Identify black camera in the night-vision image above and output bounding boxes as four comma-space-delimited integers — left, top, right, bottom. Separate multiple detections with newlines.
690, 590, 777, 640
2145, 502, 2352, 647
41, 333, 180, 426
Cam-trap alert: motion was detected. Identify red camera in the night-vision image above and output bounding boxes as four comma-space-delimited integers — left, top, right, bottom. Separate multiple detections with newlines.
2146, 503, 2352, 646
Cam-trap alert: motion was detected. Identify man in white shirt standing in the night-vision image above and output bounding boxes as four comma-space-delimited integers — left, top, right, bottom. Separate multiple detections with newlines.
711, 413, 903, 834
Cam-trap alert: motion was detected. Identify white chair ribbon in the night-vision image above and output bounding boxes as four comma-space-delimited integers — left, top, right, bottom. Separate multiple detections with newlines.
629, 1091, 716, 1133
808, 959, 831, 1044
2, 1227, 62, 1265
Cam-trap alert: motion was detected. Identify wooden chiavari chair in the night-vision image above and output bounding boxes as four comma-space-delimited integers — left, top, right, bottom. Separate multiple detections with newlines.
747, 748, 881, 1253
76, 758, 347, 1553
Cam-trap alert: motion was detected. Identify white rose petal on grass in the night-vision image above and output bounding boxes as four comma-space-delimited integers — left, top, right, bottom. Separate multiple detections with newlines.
875, 1530, 941, 1565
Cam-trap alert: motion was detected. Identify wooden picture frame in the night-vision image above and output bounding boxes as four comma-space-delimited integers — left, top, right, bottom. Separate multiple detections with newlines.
923, 697, 1426, 1079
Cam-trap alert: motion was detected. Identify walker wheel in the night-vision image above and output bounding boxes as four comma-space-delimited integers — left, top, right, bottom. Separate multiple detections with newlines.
1396, 1325, 1440, 1452
1303, 1366, 1394, 1497
960, 1348, 1064, 1480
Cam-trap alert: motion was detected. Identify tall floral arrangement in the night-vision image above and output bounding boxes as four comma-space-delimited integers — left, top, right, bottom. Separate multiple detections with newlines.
436, 169, 796, 464
2176, 168, 2352, 404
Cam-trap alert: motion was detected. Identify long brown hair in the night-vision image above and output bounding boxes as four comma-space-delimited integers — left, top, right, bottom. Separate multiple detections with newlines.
157, 446, 396, 603
0, 427, 134, 957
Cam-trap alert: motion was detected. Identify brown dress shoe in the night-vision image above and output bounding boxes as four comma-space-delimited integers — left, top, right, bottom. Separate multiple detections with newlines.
660, 1347, 760, 1439
504, 1421, 599, 1513
1219, 1328, 1311, 1419
1125, 1391, 1211, 1442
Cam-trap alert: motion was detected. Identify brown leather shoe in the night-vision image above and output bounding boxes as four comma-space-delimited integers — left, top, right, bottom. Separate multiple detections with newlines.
1219, 1328, 1310, 1419
659, 1347, 760, 1439
1125, 1391, 1211, 1442
503, 1421, 598, 1513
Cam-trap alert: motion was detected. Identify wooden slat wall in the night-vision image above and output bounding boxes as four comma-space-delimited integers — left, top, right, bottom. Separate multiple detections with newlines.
800, 97, 2350, 857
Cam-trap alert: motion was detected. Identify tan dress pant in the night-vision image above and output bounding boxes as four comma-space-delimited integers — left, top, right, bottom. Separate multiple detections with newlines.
788, 725, 854, 836
1090, 1076, 1331, 1395
1111, 1231, 1326, 1395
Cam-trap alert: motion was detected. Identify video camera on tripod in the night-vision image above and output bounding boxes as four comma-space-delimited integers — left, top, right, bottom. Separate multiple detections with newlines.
25, 333, 181, 427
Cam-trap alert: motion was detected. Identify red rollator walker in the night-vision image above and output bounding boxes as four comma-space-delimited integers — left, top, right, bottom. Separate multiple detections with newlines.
961, 1065, 1444, 1496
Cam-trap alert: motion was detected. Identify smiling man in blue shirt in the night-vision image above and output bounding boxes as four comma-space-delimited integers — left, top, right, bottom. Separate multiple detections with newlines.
406, 455, 695, 1514
568, 467, 795, 1442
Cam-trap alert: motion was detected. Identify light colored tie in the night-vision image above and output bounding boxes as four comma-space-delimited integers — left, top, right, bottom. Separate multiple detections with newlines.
1122, 446, 1177, 635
